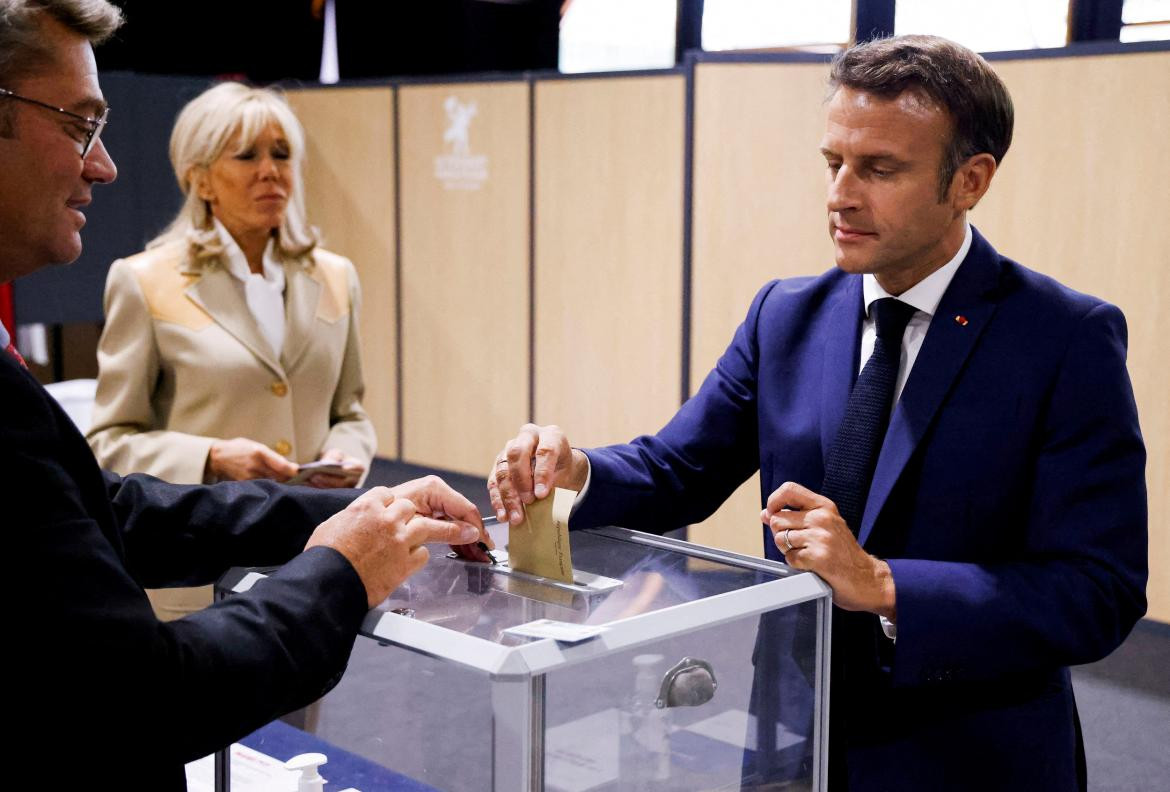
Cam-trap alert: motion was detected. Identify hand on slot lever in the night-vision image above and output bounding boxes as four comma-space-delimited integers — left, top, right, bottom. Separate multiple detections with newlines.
487, 423, 590, 526
305, 482, 486, 608
390, 475, 494, 562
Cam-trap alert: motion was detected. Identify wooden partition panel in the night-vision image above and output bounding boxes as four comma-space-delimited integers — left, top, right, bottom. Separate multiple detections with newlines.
398, 82, 530, 475
688, 62, 835, 555
533, 75, 686, 447
286, 87, 398, 455
974, 52, 1170, 621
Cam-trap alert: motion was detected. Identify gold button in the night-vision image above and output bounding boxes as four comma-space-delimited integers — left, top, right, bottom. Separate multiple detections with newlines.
270, 381, 288, 397
274, 440, 292, 456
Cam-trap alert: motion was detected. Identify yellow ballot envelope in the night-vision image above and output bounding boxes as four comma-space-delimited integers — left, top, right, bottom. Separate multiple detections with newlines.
507, 487, 576, 584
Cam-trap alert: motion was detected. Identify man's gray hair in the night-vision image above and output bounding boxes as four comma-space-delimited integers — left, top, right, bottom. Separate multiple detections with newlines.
0, 0, 123, 84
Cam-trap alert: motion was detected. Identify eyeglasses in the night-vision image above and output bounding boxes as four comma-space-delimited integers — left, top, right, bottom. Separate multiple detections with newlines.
0, 87, 110, 158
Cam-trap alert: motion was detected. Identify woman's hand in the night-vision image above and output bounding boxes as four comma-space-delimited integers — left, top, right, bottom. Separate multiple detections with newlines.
304, 448, 366, 489
207, 437, 299, 482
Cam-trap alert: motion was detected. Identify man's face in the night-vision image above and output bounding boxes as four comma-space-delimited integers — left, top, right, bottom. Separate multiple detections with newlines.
819, 87, 966, 295
0, 17, 117, 282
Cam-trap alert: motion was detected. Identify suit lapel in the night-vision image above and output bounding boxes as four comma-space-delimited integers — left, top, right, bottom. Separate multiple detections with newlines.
281, 262, 320, 372
857, 230, 1003, 546
184, 263, 285, 377
820, 277, 864, 469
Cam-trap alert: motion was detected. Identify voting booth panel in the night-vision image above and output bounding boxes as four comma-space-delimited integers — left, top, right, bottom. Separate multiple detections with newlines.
286, 87, 399, 456
398, 82, 531, 475
217, 526, 832, 791
972, 52, 1170, 621
533, 75, 686, 450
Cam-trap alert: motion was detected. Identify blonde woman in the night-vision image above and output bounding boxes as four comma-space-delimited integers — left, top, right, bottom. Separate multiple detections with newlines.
88, 82, 377, 618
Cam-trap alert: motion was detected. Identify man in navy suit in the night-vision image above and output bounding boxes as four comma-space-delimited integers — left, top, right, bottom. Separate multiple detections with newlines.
489, 35, 1147, 790
1, 2, 489, 787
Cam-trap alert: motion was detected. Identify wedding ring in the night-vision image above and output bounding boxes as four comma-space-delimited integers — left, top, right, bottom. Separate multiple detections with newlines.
784, 527, 794, 552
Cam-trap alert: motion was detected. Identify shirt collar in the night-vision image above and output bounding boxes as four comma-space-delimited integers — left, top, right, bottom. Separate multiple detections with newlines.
862, 221, 972, 319
0, 321, 9, 350
212, 218, 284, 288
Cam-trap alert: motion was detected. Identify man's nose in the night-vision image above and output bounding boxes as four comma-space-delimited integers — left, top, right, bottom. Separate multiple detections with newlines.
82, 137, 117, 185
827, 167, 858, 213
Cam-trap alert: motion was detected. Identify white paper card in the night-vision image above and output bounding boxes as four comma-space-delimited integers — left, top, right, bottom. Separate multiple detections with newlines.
504, 618, 607, 643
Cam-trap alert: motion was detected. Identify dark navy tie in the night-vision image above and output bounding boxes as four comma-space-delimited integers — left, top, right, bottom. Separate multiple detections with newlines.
821, 297, 918, 535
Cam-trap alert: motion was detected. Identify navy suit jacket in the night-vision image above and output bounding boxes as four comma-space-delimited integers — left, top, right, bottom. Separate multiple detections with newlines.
574, 229, 1147, 790
4, 351, 368, 790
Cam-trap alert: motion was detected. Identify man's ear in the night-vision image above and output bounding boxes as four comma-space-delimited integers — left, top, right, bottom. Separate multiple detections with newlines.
952, 152, 997, 211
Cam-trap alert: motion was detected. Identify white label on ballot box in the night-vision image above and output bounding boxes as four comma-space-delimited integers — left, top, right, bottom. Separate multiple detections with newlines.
504, 618, 607, 643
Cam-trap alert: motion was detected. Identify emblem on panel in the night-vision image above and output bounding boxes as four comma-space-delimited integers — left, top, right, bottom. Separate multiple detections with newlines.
435, 96, 489, 191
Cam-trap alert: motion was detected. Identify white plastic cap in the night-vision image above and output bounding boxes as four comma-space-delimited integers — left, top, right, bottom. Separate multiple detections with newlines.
285, 752, 328, 792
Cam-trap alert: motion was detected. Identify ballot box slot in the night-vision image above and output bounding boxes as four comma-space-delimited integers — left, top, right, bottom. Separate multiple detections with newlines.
445, 550, 624, 595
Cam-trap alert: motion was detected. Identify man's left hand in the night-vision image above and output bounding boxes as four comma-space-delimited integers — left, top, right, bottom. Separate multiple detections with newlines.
762, 481, 896, 621
391, 475, 494, 562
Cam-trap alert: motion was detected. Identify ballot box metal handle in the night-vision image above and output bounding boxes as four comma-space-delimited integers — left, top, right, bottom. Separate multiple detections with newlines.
656, 656, 717, 708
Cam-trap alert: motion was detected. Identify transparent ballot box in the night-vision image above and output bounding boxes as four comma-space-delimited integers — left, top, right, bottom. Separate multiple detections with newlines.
214, 525, 831, 791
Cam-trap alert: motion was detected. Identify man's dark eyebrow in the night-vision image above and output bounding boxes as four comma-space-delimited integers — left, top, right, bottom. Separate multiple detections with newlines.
817, 147, 906, 165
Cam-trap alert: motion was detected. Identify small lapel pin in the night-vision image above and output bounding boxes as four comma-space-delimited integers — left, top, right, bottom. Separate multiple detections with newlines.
954, 315, 969, 326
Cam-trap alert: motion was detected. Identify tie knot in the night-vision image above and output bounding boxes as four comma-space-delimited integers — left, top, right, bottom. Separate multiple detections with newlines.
871, 298, 917, 341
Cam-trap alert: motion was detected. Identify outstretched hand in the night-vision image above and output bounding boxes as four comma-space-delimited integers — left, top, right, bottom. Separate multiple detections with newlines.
306, 486, 482, 608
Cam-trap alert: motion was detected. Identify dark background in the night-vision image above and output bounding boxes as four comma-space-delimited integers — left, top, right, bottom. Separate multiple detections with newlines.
98, 0, 561, 81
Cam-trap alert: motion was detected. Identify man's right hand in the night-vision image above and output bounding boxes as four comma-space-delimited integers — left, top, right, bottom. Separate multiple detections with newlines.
487, 423, 589, 526
305, 487, 480, 608
207, 437, 299, 482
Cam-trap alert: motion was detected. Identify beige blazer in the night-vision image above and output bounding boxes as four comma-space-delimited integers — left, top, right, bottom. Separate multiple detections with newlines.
88, 238, 377, 484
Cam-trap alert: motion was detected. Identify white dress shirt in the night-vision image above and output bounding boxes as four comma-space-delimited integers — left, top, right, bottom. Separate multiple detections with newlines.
859, 222, 972, 408
214, 219, 287, 359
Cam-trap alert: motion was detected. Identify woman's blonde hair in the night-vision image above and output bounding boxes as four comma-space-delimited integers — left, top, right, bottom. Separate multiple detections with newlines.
149, 81, 317, 262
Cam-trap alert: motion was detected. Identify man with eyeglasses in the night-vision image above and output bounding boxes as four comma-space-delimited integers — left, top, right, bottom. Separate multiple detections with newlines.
0, 87, 108, 155
0, 30, 114, 279
1, 1, 488, 788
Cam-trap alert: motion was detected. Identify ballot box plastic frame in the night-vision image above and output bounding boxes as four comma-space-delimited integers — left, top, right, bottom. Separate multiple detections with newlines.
215, 525, 832, 791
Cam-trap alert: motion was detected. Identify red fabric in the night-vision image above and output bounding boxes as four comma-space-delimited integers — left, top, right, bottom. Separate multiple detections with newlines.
5, 341, 27, 369
0, 282, 13, 336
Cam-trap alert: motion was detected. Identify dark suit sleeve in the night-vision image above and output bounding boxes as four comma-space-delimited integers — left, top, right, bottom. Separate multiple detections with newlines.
102, 470, 357, 588
9, 369, 369, 767
572, 282, 775, 531
25, 469, 368, 766
888, 302, 1148, 683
